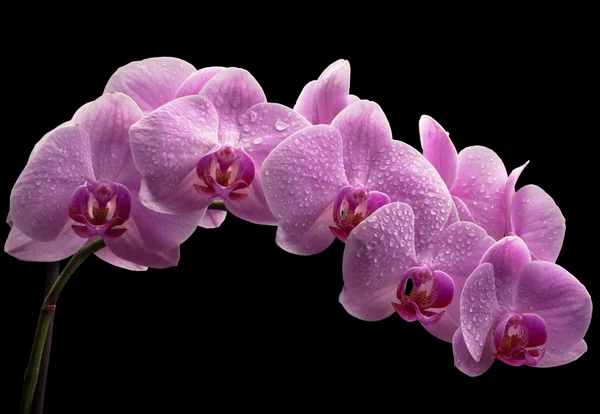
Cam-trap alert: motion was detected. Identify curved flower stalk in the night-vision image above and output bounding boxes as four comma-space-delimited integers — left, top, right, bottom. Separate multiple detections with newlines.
340, 202, 494, 342
293, 59, 358, 125
261, 100, 454, 256
6, 93, 202, 270
105, 56, 227, 228
453, 237, 591, 376
129, 67, 311, 225
419, 116, 565, 261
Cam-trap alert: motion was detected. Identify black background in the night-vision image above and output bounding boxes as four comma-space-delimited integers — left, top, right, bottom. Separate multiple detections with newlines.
2, 16, 597, 412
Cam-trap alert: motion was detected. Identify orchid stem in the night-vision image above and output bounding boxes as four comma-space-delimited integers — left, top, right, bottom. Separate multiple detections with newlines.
208, 200, 227, 211
20, 238, 106, 414
30, 262, 60, 414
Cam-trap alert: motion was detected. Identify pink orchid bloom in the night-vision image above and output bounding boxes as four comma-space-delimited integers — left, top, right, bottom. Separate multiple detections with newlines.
419, 115, 565, 261
293, 59, 359, 125
129, 67, 311, 225
453, 236, 592, 376
5, 93, 203, 270
105, 56, 227, 228
261, 100, 455, 256
340, 202, 494, 342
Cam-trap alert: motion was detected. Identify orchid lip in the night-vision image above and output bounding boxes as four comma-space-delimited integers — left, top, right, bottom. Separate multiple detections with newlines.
68, 180, 131, 239
392, 266, 454, 326
492, 312, 547, 367
329, 185, 390, 242
194, 145, 255, 202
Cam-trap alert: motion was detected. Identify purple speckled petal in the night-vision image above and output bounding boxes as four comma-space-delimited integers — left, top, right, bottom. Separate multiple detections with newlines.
451, 146, 508, 240
176, 67, 225, 98
104, 57, 196, 113
312, 59, 351, 125
199, 68, 266, 143
10, 125, 94, 241
129, 95, 219, 213
5, 223, 85, 261
331, 100, 392, 186
480, 236, 531, 308
419, 115, 458, 188
73, 93, 143, 181
293, 80, 316, 123
261, 125, 349, 255
460, 263, 504, 361
199, 210, 227, 229
452, 328, 495, 377
452, 196, 475, 223
504, 161, 529, 234
511, 185, 565, 262
515, 261, 592, 367
366, 139, 453, 256
341, 202, 419, 320
239, 103, 311, 168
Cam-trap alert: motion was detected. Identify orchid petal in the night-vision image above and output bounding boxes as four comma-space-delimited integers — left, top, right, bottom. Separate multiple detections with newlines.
5, 223, 85, 261
293, 80, 316, 123
452, 196, 475, 223
452, 328, 495, 377
339, 286, 396, 322
95, 246, 147, 271
504, 161, 529, 234
104, 57, 196, 113
176, 67, 224, 98
224, 172, 276, 225
419, 115, 458, 188
199, 210, 227, 229
312, 59, 351, 125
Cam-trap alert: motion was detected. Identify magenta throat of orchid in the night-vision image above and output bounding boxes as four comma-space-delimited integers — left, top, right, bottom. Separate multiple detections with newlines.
492, 312, 547, 367
392, 266, 455, 326
194, 145, 255, 202
68, 180, 132, 239
329, 186, 391, 242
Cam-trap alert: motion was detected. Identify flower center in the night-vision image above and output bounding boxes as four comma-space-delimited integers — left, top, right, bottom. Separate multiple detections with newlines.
492, 312, 547, 367
329, 186, 390, 242
194, 145, 255, 202
392, 266, 454, 326
68, 180, 131, 239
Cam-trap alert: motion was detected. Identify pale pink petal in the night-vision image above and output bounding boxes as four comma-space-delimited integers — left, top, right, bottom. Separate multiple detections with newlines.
342, 202, 419, 320
511, 185, 565, 262
5, 223, 85, 262
293, 80, 316, 123
199, 210, 227, 229
95, 247, 147, 271
443, 200, 460, 231
504, 161, 529, 234
419, 115, 458, 188
367, 140, 454, 256
104, 57, 196, 113
138, 170, 211, 215
312, 59, 351, 125
239, 103, 311, 168
515, 262, 592, 367
129, 96, 219, 212
339, 286, 396, 322
73, 93, 143, 181
261, 125, 349, 255
331, 100, 392, 186
423, 314, 459, 343
537, 340, 588, 368
347, 95, 360, 105
460, 263, 504, 361
176, 67, 225, 98
224, 172, 276, 225
452, 328, 495, 377
199, 68, 266, 142
10, 125, 94, 241
105, 217, 180, 269
451, 146, 508, 240
480, 236, 531, 308
128, 193, 203, 252
452, 196, 475, 223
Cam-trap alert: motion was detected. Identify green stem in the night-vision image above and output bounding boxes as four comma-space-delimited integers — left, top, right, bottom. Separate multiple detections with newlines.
208, 200, 227, 211
20, 238, 106, 414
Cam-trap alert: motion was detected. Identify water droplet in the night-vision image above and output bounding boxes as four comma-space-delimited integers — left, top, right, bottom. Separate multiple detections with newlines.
253, 137, 263, 145
275, 120, 289, 131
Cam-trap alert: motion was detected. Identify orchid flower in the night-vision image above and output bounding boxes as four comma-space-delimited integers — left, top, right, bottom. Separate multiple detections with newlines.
340, 202, 494, 342
293, 59, 359, 125
6, 93, 202, 270
419, 115, 565, 261
261, 100, 454, 256
129, 67, 311, 225
453, 236, 591, 376
105, 56, 227, 228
